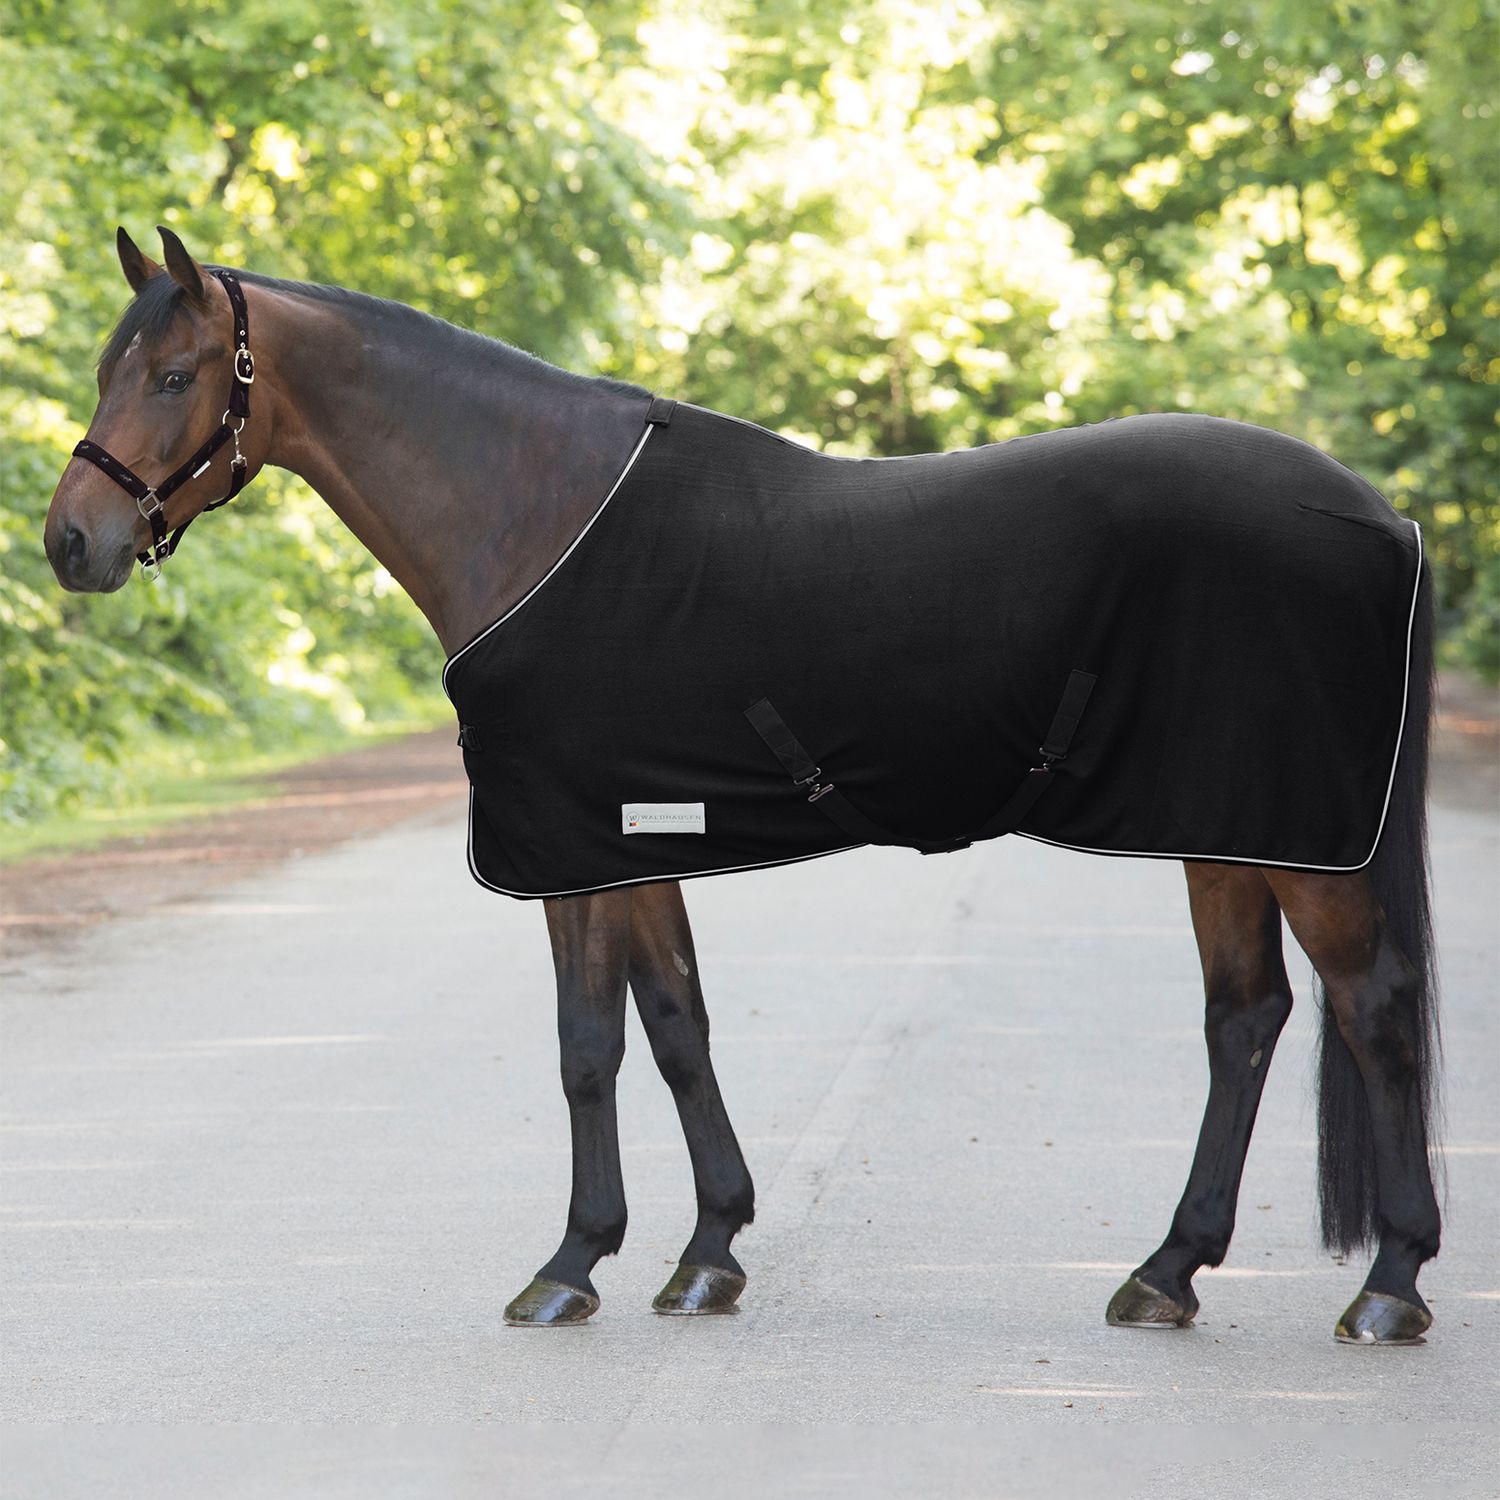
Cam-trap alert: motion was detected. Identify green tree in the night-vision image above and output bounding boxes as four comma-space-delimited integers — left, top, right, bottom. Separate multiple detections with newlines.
4, 0, 1495, 829
980, 0, 1499, 661
1, 0, 684, 821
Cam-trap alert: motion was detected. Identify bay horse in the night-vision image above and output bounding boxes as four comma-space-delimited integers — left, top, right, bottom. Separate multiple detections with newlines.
44, 227, 1442, 1343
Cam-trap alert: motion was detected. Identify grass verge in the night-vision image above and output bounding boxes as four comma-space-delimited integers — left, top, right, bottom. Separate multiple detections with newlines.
0, 713, 448, 864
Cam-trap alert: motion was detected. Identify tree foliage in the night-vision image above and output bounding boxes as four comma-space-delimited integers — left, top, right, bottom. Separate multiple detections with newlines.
3, 0, 1495, 823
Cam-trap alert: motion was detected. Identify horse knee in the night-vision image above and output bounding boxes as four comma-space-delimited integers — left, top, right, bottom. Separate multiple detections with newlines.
645, 1017, 709, 1092
559, 1018, 625, 1107
635, 980, 710, 1091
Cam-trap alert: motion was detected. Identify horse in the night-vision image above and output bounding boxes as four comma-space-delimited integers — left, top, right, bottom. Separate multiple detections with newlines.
44, 226, 1442, 1344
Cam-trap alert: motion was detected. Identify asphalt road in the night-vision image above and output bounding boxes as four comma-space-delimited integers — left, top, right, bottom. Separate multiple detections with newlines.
2, 779, 1496, 1495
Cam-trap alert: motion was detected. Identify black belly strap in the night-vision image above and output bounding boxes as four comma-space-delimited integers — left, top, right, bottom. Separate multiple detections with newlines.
745, 668, 1098, 855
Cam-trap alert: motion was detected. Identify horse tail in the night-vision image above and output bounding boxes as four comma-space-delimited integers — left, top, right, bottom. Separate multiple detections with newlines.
1315, 545, 1439, 1254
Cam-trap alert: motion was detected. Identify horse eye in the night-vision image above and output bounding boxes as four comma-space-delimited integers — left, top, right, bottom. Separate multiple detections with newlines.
161, 371, 193, 394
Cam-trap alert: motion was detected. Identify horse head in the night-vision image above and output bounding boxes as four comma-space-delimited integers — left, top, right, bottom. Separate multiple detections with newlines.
45, 226, 266, 591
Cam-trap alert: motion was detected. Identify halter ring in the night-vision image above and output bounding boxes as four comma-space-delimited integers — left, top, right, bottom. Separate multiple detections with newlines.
136, 489, 163, 521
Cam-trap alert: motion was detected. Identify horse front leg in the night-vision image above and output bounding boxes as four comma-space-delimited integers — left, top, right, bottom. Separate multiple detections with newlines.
1108, 863, 1293, 1329
504, 888, 633, 1326
627, 881, 755, 1314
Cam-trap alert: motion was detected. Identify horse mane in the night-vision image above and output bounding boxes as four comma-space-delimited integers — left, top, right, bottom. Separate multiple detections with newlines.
98, 266, 647, 400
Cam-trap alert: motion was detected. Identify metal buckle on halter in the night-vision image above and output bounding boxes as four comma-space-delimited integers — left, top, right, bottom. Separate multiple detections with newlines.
134, 490, 167, 580
234, 346, 255, 384
222, 410, 247, 469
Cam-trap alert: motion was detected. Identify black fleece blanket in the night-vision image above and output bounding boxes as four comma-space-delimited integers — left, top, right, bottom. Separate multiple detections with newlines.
444, 402, 1422, 899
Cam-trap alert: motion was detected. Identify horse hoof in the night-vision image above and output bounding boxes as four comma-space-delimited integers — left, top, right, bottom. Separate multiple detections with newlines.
504, 1277, 600, 1326
1334, 1290, 1431, 1345
1106, 1275, 1196, 1328
652, 1263, 746, 1315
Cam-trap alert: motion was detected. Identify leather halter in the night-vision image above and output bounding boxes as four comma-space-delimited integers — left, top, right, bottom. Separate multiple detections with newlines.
72, 269, 256, 580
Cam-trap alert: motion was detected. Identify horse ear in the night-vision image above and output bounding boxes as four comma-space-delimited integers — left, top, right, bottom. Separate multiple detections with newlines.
116, 226, 161, 295
157, 225, 207, 303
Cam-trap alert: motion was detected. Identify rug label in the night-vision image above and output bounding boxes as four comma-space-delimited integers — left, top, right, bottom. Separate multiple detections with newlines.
622, 802, 706, 834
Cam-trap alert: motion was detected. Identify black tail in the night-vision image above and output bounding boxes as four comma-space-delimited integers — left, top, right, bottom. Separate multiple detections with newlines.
1316, 554, 1440, 1255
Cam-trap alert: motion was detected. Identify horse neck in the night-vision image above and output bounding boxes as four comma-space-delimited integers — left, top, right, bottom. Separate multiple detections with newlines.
254, 283, 649, 655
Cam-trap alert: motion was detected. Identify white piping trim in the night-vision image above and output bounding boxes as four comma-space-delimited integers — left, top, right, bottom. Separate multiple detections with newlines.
441, 423, 657, 699
463, 787, 863, 899
1012, 829, 1374, 872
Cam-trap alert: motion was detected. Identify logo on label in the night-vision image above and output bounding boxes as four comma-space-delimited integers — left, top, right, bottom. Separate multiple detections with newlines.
622, 802, 706, 835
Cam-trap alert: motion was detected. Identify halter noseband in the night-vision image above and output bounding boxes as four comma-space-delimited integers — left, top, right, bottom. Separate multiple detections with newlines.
73, 269, 256, 580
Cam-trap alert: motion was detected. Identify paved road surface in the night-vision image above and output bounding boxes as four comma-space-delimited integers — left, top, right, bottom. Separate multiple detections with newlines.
2, 778, 1496, 1495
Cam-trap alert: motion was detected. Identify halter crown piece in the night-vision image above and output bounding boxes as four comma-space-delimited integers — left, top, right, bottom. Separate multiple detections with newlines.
72, 269, 256, 580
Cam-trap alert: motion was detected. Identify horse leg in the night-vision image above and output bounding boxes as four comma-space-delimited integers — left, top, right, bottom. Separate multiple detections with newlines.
1107, 863, 1292, 1328
628, 881, 755, 1314
504, 888, 633, 1326
1264, 868, 1441, 1343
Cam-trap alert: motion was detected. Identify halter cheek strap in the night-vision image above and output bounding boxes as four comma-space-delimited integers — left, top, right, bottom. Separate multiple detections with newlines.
72, 268, 256, 580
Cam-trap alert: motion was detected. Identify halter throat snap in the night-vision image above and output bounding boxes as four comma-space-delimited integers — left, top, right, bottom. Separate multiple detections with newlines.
73, 268, 256, 580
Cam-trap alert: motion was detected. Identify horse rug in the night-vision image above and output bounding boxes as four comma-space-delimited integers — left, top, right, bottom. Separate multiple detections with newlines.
443, 400, 1423, 899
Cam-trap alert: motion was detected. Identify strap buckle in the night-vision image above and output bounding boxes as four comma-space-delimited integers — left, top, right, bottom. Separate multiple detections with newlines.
793, 765, 834, 801
138, 539, 166, 581
234, 347, 255, 384
222, 411, 247, 473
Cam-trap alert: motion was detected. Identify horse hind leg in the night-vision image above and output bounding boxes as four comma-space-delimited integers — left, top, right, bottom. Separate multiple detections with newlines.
1263, 867, 1440, 1344
1107, 862, 1293, 1329
627, 882, 754, 1314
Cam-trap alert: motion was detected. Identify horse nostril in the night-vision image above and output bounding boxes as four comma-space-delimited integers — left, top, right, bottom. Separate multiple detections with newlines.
63, 523, 88, 571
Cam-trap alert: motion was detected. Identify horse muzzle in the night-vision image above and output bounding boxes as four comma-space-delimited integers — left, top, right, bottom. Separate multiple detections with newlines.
44, 508, 136, 593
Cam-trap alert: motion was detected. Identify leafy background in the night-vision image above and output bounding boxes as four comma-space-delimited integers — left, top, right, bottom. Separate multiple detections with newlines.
3, 0, 1496, 827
